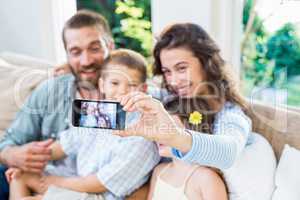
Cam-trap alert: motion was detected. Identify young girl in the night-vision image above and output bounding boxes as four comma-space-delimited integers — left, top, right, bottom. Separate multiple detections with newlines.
148, 97, 224, 200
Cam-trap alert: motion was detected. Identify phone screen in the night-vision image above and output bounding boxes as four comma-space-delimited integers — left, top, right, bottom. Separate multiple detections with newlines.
72, 99, 126, 130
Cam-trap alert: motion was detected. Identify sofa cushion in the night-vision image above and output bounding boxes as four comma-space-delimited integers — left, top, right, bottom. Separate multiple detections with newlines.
0, 64, 50, 137
272, 144, 300, 200
223, 133, 276, 200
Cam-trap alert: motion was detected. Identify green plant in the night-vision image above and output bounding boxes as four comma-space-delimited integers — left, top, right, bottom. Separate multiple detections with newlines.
266, 23, 300, 77
242, 0, 300, 88
242, 0, 300, 106
77, 0, 152, 57
115, 0, 152, 57
242, 0, 273, 88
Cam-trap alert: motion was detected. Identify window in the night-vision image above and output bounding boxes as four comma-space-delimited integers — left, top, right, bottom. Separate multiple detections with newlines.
241, 0, 300, 107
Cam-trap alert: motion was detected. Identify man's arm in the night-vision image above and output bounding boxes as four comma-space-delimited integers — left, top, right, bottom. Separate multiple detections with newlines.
0, 81, 46, 154
0, 140, 53, 173
0, 79, 54, 172
44, 174, 106, 193
0, 139, 67, 171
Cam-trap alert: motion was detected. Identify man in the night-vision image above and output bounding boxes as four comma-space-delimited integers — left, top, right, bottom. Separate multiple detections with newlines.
0, 10, 114, 199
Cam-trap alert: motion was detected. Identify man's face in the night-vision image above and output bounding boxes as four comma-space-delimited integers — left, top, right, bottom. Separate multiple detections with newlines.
65, 26, 110, 88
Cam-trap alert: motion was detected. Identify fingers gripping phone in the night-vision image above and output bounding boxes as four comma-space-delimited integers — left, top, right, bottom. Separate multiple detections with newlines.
72, 99, 126, 130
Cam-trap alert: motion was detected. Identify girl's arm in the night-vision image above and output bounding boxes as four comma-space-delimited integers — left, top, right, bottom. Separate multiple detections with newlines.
50, 142, 66, 161
44, 174, 106, 193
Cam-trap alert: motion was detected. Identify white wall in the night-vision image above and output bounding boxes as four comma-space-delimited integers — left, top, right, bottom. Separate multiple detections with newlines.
0, 0, 76, 64
0, 0, 242, 67
151, 0, 211, 36
151, 0, 243, 74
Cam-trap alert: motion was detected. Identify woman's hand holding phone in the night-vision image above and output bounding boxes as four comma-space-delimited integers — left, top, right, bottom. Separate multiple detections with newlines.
114, 92, 193, 152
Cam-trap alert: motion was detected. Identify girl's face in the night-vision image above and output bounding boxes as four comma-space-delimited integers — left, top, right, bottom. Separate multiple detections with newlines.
160, 47, 208, 97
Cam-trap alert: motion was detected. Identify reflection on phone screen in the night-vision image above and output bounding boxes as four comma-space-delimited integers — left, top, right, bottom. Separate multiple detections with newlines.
79, 101, 117, 129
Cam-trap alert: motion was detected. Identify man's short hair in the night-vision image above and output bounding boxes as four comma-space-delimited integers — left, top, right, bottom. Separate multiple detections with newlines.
102, 49, 148, 83
62, 9, 113, 49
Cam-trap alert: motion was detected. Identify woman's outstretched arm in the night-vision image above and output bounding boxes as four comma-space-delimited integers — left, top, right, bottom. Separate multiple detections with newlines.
115, 92, 252, 170
172, 103, 252, 169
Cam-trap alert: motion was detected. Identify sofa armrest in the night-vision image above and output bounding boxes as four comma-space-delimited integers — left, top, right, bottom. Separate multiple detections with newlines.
0, 52, 55, 68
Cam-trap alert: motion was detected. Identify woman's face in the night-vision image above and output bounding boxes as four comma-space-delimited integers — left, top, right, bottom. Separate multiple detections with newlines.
160, 47, 207, 97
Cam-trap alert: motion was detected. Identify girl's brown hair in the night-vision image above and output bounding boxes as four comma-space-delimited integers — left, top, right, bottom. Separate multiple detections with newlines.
164, 97, 214, 134
153, 23, 247, 111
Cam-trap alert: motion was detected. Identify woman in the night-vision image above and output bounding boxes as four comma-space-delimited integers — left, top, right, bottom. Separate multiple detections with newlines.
116, 23, 252, 199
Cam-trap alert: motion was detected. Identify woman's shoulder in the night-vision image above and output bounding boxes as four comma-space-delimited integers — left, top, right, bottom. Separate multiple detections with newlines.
216, 101, 250, 121
214, 101, 252, 132
220, 101, 243, 112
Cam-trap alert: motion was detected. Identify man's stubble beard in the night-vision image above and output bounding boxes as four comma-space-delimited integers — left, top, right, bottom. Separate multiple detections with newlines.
70, 64, 102, 91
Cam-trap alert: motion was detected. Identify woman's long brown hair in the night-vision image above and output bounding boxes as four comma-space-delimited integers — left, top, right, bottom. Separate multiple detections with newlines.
153, 23, 247, 112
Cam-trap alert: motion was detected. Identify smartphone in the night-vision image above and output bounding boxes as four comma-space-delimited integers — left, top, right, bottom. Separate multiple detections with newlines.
72, 99, 126, 130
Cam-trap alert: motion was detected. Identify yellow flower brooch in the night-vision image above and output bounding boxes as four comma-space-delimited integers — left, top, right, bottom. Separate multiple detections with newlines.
189, 111, 203, 125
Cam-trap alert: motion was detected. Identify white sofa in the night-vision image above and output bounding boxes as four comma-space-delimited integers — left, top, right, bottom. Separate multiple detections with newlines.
1, 52, 300, 200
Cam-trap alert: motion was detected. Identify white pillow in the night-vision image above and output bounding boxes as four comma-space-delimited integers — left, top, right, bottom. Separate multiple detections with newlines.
222, 133, 276, 200
0, 64, 48, 136
272, 144, 300, 200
